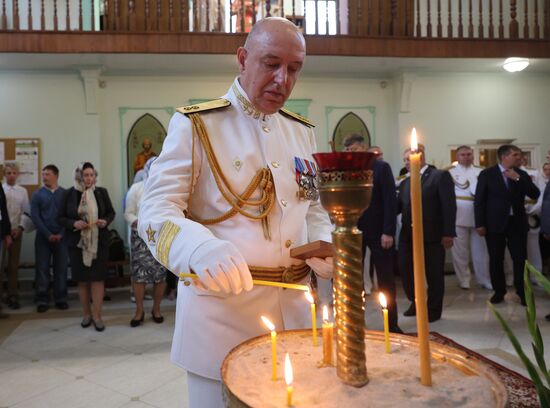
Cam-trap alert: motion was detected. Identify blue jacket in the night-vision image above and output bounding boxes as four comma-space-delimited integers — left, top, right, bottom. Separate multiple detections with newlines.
31, 186, 66, 239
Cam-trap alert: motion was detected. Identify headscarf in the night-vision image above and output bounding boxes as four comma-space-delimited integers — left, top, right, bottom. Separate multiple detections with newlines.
75, 163, 99, 267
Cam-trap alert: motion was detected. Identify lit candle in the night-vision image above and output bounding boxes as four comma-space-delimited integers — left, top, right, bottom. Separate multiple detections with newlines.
305, 291, 318, 347
379, 293, 391, 354
322, 305, 334, 365
285, 353, 294, 407
409, 128, 432, 386
261, 315, 278, 381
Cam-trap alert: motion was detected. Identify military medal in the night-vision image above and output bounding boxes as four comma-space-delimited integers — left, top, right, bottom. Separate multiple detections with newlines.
294, 157, 319, 201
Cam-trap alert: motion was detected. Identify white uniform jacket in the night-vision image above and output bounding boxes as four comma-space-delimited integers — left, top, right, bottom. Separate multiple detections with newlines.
448, 164, 482, 228
138, 79, 332, 380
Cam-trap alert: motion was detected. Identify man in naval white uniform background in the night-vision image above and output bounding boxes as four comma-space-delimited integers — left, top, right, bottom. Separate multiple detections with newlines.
448, 145, 491, 290
138, 18, 333, 407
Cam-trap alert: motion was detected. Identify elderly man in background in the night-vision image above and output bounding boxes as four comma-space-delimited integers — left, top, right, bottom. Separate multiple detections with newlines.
1, 162, 29, 310
448, 146, 491, 290
138, 18, 333, 407
475, 145, 540, 305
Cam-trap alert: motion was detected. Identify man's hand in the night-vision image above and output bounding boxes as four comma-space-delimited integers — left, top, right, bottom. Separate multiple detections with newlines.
73, 220, 89, 230
4, 235, 13, 249
306, 257, 333, 279
48, 234, 61, 243
10, 228, 22, 240
189, 239, 253, 295
97, 219, 107, 229
476, 227, 486, 237
380, 234, 394, 249
441, 236, 454, 249
503, 168, 520, 181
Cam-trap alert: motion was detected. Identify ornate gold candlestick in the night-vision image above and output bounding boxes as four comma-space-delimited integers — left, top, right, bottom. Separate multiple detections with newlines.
312, 152, 375, 388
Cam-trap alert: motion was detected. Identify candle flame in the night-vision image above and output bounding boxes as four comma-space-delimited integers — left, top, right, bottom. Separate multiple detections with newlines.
261, 315, 275, 332
411, 127, 418, 151
379, 292, 387, 309
322, 305, 329, 322
304, 291, 314, 304
284, 353, 293, 385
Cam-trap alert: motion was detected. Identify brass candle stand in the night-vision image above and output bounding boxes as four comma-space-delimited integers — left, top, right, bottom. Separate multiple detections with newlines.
312, 152, 375, 388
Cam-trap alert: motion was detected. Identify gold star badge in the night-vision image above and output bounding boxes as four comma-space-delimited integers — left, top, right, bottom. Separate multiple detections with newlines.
146, 224, 157, 243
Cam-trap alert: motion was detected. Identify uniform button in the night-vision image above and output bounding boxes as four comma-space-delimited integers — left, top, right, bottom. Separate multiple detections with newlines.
271, 161, 280, 168
285, 240, 292, 248
281, 199, 287, 207
262, 125, 270, 133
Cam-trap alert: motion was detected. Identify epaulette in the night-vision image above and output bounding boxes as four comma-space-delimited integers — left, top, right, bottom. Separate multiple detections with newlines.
396, 174, 407, 181
474, 165, 484, 169
176, 99, 231, 115
279, 108, 315, 128
443, 165, 456, 171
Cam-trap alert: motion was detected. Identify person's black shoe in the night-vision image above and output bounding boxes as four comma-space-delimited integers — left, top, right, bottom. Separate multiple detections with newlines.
545, 313, 550, 321
37, 304, 49, 313
389, 325, 404, 334
151, 312, 164, 324
92, 319, 105, 332
403, 303, 416, 317
55, 302, 69, 310
428, 314, 441, 323
130, 313, 145, 327
489, 293, 505, 304
81, 316, 92, 328
7, 297, 20, 310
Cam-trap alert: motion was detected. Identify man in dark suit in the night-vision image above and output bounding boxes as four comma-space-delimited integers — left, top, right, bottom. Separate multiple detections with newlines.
357, 147, 402, 333
474, 144, 540, 305
397, 147, 456, 322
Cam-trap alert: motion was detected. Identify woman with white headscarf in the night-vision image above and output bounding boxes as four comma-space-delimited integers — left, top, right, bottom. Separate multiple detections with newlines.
58, 162, 115, 331
125, 157, 168, 327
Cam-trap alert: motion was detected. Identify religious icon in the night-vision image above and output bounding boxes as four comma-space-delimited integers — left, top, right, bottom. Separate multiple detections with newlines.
332, 112, 371, 152
126, 114, 167, 185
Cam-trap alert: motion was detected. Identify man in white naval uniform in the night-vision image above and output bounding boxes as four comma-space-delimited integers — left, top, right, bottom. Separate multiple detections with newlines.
138, 18, 333, 407
449, 145, 491, 290
520, 156, 546, 273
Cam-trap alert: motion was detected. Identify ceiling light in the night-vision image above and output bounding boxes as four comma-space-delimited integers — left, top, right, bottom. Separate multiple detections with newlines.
503, 57, 530, 72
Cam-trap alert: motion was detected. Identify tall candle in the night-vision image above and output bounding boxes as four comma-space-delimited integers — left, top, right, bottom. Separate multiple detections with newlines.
305, 291, 318, 346
409, 128, 432, 386
261, 315, 278, 381
285, 353, 294, 407
322, 305, 334, 365
379, 293, 391, 354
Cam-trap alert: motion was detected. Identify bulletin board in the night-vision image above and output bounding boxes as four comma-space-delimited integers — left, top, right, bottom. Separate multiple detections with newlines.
0, 138, 41, 197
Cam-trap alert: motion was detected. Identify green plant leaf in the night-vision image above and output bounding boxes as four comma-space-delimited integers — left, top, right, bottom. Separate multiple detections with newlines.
489, 302, 549, 401
526, 262, 550, 294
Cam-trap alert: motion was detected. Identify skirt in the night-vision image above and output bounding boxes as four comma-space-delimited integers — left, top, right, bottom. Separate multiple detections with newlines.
69, 240, 109, 282
130, 229, 168, 283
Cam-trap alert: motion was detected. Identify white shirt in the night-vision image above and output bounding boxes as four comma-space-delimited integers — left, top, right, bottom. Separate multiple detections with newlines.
138, 79, 332, 379
2, 183, 30, 228
124, 181, 144, 228
448, 164, 481, 227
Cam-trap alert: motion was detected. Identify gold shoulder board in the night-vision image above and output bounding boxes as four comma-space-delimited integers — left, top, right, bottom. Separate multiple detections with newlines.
443, 165, 455, 171
176, 99, 231, 115
279, 108, 315, 128
474, 165, 485, 169
396, 174, 407, 181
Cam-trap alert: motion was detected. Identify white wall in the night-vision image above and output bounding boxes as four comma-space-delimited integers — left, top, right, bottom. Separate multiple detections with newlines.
1, 64, 549, 263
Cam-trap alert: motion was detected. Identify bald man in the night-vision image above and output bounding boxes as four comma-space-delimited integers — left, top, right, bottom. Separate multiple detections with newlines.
138, 18, 332, 407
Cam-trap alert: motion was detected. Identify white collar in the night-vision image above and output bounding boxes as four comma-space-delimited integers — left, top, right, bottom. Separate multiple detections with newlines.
231, 78, 272, 121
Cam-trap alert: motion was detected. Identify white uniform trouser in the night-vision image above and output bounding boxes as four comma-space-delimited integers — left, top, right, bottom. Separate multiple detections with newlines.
527, 228, 542, 272
187, 372, 223, 408
451, 226, 491, 289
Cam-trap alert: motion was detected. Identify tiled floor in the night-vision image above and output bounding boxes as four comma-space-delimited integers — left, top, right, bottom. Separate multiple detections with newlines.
0, 275, 549, 408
